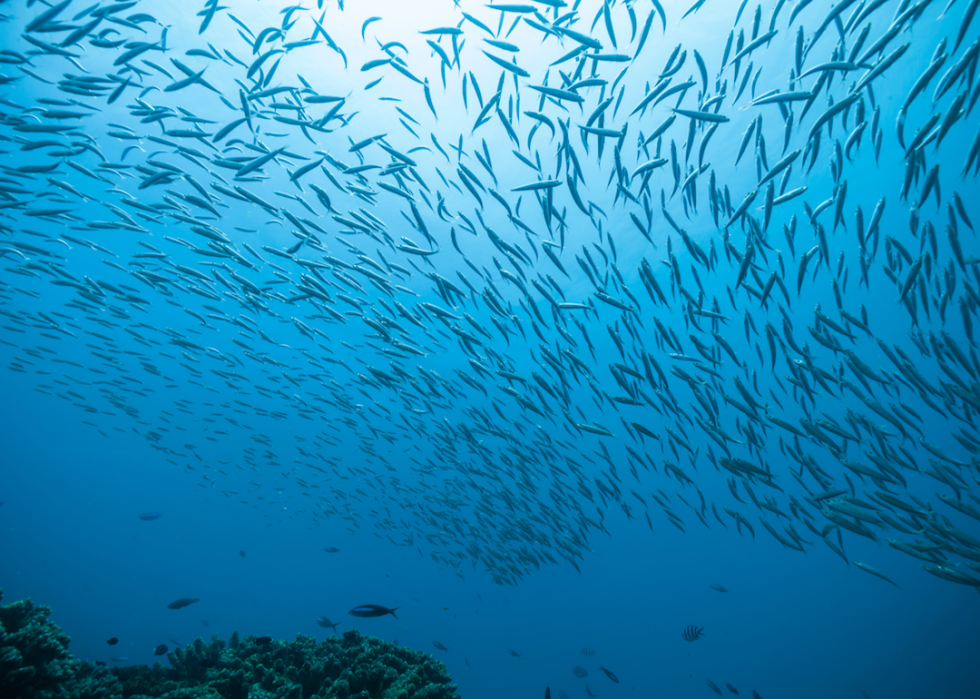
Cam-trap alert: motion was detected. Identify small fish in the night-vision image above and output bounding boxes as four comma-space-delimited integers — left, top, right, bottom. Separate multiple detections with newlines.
201, 620, 209, 627
682, 625, 706, 641
580, 646, 597, 656
137, 511, 163, 521
348, 604, 398, 618
153, 644, 168, 656
106, 637, 118, 646
572, 666, 589, 678
316, 616, 339, 631
322, 547, 340, 553
508, 648, 522, 658
711, 584, 729, 592
107, 657, 130, 663
599, 665, 620, 683
255, 636, 272, 645
432, 641, 448, 652
167, 597, 200, 610
239, 550, 247, 557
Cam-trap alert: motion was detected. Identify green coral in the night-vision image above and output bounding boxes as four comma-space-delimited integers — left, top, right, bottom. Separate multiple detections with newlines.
0, 592, 458, 699
118, 630, 460, 699
0, 589, 122, 699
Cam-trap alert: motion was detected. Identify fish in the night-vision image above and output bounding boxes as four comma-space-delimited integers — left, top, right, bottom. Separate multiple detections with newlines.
106, 637, 118, 646
348, 604, 398, 618
322, 547, 340, 553
167, 598, 200, 610
316, 616, 339, 632
682, 626, 706, 641
710, 584, 729, 592
572, 666, 589, 678
432, 641, 448, 652
153, 644, 168, 656
0, 0, 978, 672
599, 665, 620, 683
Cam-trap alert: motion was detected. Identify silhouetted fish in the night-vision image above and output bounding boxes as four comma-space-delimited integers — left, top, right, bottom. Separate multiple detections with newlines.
599, 665, 620, 683
106, 637, 118, 646
316, 616, 339, 631
348, 604, 398, 618
572, 666, 588, 678
167, 597, 200, 610
153, 644, 167, 656
137, 512, 162, 521
682, 626, 706, 642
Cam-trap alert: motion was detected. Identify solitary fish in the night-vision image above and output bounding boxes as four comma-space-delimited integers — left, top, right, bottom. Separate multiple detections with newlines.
316, 616, 339, 631
106, 637, 118, 646
137, 512, 162, 521
432, 640, 448, 651
153, 644, 168, 656
348, 604, 398, 618
599, 665, 620, 683
711, 584, 729, 592
167, 597, 200, 610
323, 547, 340, 553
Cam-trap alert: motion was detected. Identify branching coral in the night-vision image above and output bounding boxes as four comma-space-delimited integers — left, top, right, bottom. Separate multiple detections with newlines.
0, 591, 460, 699
0, 590, 122, 699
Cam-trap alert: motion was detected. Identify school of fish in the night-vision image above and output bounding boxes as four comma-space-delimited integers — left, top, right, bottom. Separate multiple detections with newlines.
2, 0, 980, 594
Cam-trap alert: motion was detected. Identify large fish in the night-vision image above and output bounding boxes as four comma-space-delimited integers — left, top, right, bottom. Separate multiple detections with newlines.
348, 604, 398, 618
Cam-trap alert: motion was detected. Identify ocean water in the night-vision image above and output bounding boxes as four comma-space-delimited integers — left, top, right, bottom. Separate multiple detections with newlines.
1, 0, 979, 697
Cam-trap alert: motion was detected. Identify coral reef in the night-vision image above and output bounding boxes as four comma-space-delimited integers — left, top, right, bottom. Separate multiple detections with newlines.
115, 629, 461, 699
0, 589, 122, 699
0, 592, 460, 699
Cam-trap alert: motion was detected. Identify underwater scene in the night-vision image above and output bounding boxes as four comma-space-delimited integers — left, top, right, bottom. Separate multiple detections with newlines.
1, 0, 979, 697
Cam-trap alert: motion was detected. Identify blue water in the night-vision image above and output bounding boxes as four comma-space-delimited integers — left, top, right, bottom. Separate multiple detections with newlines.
1, 0, 979, 697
